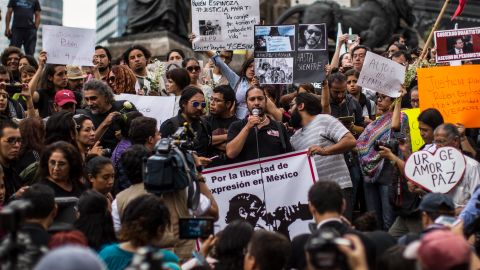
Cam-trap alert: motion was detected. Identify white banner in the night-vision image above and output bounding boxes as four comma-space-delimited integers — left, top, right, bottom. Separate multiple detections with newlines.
404, 146, 466, 194
202, 150, 318, 239
191, 0, 260, 51
357, 51, 405, 98
115, 94, 176, 129
42, 25, 95, 66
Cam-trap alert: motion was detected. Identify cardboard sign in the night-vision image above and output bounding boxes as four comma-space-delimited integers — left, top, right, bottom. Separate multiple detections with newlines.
202, 151, 318, 239
191, 0, 260, 51
402, 108, 425, 152
435, 27, 480, 63
417, 65, 480, 128
357, 52, 405, 97
404, 147, 466, 194
42, 25, 95, 66
115, 94, 176, 129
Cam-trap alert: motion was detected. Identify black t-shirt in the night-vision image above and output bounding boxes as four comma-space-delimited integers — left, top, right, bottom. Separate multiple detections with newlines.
39, 178, 84, 198
205, 115, 238, 167
20, 223, 50, 247
3, 164, 22, 202
35, 89, 55, 118
227, 118, 292, 163
160, 114, 212, 157
330, 95, 364, 127
81, 100, 137, 151
8, 0, 41, 29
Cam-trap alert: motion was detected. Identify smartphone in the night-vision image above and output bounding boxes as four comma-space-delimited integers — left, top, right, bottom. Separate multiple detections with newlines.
179, 217, 214, 239
348, 34, 358, 41
434, 215, 461, 226
5, 84, 22, 94
337, 116, 354, 127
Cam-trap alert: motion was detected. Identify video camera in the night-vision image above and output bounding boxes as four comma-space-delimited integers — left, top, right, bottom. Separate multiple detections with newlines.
305, 228, 351, 269
143, 122, 200, 210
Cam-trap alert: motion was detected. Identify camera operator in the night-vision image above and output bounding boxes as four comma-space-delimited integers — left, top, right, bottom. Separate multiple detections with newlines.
357, 88, 407, 230
160, 86, 212, 162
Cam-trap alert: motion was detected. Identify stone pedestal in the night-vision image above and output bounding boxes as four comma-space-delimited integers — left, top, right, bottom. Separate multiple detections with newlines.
106, 31, 194, 61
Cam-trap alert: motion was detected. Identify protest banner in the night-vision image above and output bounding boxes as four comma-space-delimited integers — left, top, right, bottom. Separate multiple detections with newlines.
294, 50, 329, 83
202, 151, 318, 239
191, 0, 260, 51
402, 108, 425, 152
115, 94, 176, 128
404, 146, 466, 194
417, 65, 480, 128
357, 51, 405, 98
42, 25, 95, 66
435, 27, 480, 63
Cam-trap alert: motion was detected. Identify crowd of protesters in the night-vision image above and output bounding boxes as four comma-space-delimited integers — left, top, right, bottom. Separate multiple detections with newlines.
0, 2, 480, 269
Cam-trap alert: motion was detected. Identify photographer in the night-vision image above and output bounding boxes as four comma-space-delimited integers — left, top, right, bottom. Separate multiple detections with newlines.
357, 87, 407, 230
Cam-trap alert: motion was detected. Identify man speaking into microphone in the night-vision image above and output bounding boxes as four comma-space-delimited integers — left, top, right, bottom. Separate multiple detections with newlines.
226, 86, 292, 163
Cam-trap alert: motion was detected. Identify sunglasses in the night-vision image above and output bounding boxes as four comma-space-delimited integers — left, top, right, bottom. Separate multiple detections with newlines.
306, 29, 322, 36
107, 76, 116, 83
4, 136, 22, 145
186, 66, 201, 73
191, 101, 207, 108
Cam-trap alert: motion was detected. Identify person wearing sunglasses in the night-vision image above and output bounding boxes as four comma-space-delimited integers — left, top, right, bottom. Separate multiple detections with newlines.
107, 65, 137, 95
183, 58, 213, 102
0, 117, 24, 202
160, 86, 212, 158
299, 24, 325, 50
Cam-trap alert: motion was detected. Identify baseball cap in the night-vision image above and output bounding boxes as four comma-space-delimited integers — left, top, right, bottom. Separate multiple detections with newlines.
54, 89, 77, 106
418, 192, 454, 213
417, 230, 471, 270
66, 65, 85, 80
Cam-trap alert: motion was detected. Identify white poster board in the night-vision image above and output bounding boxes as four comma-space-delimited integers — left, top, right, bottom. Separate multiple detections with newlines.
202, 151, 318, 239
404, 146, 466, 194
357, 51, 405, 98
42, 25, 96, 66
191, 0, 260, 51
115, 94, 176, 129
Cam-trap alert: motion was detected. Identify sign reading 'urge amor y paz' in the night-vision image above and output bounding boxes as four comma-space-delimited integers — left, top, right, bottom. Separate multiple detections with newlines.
404, 146, 466, 194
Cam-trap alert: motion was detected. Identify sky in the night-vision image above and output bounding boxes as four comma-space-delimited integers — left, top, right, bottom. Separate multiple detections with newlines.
63, 0, 96, 29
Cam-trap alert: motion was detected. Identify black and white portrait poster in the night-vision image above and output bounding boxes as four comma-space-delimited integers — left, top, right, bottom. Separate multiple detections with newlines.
298, 24, 327, 51
202, 151, 318, 240
255, 58, 294, 84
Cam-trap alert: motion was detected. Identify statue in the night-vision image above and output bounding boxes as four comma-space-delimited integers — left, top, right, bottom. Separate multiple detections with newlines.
124, 0, 190, 38
276, 0, 417, 49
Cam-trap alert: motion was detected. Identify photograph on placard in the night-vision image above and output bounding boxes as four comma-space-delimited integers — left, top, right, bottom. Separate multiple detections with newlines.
254, 25, 296, 53
298, 24, 327, 51
197, 19, 223, 42
255, 58, 294, 84
435, 27, 480, 63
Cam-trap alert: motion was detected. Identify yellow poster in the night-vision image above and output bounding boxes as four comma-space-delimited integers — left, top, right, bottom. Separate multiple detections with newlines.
403, 108, 425, 152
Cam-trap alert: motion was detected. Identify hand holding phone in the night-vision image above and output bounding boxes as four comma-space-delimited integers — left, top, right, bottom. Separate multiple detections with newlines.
179, 217, 214, 239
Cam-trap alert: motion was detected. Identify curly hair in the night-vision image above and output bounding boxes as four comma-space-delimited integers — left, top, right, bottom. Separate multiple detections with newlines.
39, 141, 85, 186
19, 116, 45, 156
118, 194, 170, 247
83, 79, 115, 105
110, 65, 137, 94
0, 46, 23, 66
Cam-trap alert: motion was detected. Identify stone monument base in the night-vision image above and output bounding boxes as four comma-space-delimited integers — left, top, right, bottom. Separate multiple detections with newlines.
106, 31, 194, 61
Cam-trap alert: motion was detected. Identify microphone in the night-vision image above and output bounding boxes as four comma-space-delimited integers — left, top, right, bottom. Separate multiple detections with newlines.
252, 108, 260, 131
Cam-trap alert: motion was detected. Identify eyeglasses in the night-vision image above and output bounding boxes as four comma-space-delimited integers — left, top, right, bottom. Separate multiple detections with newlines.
209, 97, 224, 103
377, 95, 389, 101
107, 76, 115, 83
191, 101, 207, 108
3, 136, 22, 145
306, 29, 322, 36
186, 66, 201, 73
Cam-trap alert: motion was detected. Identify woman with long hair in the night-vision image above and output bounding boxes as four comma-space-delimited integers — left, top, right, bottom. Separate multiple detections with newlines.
182, 57, 213, 100
107, 65, 137, 94
38, 141, 86, 197
85, 156, 114, 203
74, 190, 116, 251
16, 117, 45, 179
73, 114, 103, 160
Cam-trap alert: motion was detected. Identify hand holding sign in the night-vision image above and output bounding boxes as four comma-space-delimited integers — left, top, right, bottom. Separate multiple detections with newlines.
404, 147, 466, 194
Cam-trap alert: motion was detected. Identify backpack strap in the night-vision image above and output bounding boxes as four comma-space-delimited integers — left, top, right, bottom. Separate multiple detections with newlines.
272, 120, 287, 153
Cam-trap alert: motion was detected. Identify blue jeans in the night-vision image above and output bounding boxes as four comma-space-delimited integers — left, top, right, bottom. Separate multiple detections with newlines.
363, 181, 396, 230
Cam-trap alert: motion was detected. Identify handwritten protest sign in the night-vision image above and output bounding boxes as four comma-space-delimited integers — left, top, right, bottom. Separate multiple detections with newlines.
417, 65, 480, 128
42, 25, 95, 66
357, 52, 405, 97
202, 151, 318, 239
115, 94, 175, 129
191, 0, 259, 51
435, 27, 480, 63
402, 108, 425, 152
404, 147, 466, 194
294, 50, 329, 83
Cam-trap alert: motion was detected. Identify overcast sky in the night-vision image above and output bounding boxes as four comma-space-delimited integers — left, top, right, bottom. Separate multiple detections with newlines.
63, 0, 96, 29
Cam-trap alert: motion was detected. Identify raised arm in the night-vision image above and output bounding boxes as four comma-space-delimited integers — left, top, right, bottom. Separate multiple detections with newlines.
391, 86, 406, 131
330, 34, 348, 69
29, 51, 47, 103
206, 50, 241, 91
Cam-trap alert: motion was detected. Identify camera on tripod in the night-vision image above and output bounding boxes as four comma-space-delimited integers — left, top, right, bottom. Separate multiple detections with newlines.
0, 200, 31, 233
143, 123, 200, 209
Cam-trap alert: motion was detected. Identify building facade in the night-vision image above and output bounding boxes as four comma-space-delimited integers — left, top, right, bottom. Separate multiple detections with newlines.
96, 0, 127, 45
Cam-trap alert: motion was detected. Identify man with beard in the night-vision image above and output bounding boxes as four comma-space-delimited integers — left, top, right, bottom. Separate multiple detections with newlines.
204, 85, 238, 167
289, 92, 356, 219
299, 24, 325, 50
160, 86, 212, 158
66, 65, 85, 105
93, 45, 112, 81
226, 86, 292, 163
81, 79, 137, 151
